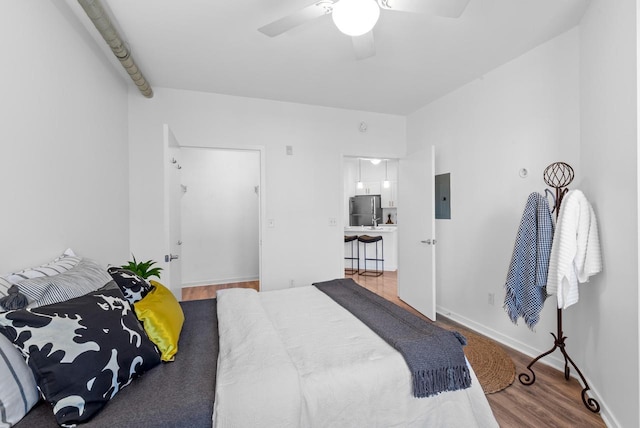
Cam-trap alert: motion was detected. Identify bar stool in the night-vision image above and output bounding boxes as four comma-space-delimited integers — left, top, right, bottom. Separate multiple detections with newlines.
358, 235, 384, 277
344, 235, 359, 275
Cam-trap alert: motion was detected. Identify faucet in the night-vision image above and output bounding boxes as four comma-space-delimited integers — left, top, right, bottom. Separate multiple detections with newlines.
371, 197, 380, 228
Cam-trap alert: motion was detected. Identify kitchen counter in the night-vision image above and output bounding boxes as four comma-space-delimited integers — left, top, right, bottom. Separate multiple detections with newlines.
344, 226, 397, 233
344, 226, 397, 271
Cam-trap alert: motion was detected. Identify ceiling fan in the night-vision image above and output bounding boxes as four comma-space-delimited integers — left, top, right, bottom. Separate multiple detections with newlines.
258, 0, 471, 60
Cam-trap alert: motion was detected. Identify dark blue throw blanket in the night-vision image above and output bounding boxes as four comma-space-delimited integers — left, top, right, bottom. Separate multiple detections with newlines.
313, 278, 471, 397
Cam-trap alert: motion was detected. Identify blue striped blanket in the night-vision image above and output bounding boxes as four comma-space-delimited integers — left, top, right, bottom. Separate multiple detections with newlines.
503, 192, 554, 329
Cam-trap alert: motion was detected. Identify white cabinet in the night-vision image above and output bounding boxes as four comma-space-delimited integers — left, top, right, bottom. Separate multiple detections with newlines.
381, 181, 398, 208
355, 181, 381, 195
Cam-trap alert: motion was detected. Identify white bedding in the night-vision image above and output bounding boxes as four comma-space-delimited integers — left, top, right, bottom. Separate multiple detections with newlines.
213, 286, 498, 428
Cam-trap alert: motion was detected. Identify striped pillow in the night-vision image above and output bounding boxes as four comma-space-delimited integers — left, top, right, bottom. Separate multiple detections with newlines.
0, 277, 11, 301
0, 334, 39, 427
4, 249, 80, 283
17, 258, 112, 308
0, 249, 80, 299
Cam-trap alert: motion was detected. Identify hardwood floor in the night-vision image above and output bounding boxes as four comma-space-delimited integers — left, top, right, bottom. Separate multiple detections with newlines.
182, 280, 259, 300
183, 272, 606, 428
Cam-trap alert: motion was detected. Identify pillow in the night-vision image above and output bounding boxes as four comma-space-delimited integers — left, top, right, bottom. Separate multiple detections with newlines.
0, 277, 13, 303
16, 258, 112, 308
0, 282, 161, 426
0, 334, 39, 427
107, 267, 153, 304
0, 249, 79, 298
134, 281, 184, 362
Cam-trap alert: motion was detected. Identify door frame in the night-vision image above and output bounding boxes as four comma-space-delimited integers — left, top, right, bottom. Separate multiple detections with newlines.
341, 155, 401, 273
163, 124, 183, 299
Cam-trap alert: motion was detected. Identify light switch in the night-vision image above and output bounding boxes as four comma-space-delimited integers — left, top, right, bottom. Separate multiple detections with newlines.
286, 146, 293, 156
267, 219, 275, 228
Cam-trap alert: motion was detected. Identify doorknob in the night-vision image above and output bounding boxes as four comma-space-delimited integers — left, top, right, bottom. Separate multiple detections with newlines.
164, 254, 179, 262
420, 239, 432, 244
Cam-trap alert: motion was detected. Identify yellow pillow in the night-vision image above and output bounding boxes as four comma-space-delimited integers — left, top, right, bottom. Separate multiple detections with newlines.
134, 281, 184, 362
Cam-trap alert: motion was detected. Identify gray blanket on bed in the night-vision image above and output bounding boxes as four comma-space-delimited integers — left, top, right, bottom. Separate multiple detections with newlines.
314, 278, 471, 397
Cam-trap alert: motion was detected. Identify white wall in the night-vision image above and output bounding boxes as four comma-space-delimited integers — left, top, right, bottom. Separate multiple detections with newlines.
407, 25, 606, 408
408, 18, 639, 426
129, 89, 406, 291
0, 1, 130, 271
409, 27, 580, 344
180, 148, 260, 286
579, 1, 638, 426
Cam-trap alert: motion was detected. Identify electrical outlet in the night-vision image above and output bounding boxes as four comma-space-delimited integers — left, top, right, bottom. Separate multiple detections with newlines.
289, 279, 295, 288
488, 293, 495, 306
328, 217, 337, 226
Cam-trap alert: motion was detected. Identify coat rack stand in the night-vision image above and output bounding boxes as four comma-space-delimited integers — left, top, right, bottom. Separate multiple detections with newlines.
518, 162, 601, 413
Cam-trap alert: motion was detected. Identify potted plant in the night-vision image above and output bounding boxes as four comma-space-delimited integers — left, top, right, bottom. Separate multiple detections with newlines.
121, 254, 163, 280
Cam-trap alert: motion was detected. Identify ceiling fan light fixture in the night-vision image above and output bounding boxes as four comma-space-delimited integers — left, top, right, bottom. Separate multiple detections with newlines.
332, 0, 380, 37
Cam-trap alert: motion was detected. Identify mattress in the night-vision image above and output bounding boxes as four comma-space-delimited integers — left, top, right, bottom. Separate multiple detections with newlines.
213, 286, 498, 428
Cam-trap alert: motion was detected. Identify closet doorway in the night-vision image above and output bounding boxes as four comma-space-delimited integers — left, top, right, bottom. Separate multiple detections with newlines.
179, 147, 261, 290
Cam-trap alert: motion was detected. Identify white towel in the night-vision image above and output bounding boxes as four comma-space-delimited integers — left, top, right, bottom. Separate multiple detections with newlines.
546, 190, 602, 309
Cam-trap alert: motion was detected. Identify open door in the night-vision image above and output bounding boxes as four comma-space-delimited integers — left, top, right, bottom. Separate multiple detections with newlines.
163, 124, 183, 300
397, 146, 436, 320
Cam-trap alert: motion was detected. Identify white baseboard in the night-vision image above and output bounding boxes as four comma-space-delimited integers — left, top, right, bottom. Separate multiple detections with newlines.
436, 305, 618, 428
436, 305, 556, 365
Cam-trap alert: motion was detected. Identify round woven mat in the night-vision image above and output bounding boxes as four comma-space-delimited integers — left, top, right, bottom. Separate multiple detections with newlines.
462, 331, 515, 394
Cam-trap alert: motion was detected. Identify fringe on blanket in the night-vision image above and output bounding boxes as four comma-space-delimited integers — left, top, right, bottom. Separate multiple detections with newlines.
413, 365, 472, 398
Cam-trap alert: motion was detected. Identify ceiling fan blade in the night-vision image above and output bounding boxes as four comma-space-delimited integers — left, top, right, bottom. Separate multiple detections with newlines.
378, 0, 470, 18
352, 31, 376, 60
258, 1, 337, 37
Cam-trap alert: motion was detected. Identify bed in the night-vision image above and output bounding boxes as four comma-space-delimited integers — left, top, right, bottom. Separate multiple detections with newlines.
213, 279, 498, 428
6, 261, 497, 427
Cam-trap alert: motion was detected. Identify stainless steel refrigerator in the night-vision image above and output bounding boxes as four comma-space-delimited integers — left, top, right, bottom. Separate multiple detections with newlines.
349, 195, 382, 226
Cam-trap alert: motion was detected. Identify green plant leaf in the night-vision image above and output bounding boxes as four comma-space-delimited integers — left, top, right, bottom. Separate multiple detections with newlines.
120, 254, 163, 280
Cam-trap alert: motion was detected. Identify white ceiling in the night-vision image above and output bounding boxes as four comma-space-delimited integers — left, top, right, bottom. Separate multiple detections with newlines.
67, 0, 589, 115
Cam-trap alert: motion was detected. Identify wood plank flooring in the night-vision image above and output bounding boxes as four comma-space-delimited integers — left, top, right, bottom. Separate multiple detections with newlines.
183, 272, 606, 428
182, 280, 259, 301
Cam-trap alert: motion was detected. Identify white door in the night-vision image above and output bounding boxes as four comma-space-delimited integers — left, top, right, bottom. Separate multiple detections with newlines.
163, 124, 183, 299
397, 146, 436, 320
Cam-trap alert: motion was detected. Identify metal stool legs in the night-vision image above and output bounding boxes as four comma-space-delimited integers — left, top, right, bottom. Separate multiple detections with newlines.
344, 235, 359, 275
358, 235, 384, 277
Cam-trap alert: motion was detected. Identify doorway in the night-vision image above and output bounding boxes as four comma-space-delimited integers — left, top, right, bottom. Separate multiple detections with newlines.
342, 149, 436, 320
342, 156, 399, 274
179, 148, 261, 289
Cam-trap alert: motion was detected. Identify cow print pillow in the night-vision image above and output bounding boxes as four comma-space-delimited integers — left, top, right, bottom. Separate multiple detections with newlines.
0, 282, 161, 427
107, 267, 153, 304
